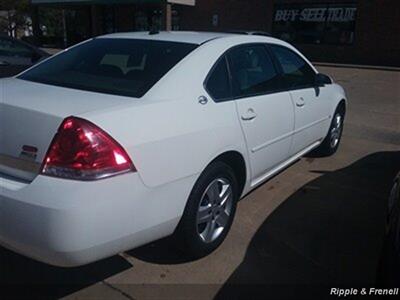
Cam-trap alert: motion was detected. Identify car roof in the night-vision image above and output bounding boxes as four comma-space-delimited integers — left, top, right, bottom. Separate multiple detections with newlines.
98, 31, 278, 45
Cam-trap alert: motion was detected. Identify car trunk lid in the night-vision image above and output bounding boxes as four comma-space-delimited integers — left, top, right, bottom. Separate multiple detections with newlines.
0, 78, 132, 182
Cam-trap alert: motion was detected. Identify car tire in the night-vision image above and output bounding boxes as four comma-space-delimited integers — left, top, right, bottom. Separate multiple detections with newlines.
313, 106, 345, 157
176, 161, 239, 258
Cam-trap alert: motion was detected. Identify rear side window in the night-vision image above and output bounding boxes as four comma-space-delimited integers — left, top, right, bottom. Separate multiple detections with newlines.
205, 56, 231, 101
19, 38, 198, 98
269, 44, 316, 89
228, 45, 280, 98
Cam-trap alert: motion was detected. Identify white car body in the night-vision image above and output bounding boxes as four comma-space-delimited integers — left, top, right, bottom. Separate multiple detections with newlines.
0, 32, 347, 266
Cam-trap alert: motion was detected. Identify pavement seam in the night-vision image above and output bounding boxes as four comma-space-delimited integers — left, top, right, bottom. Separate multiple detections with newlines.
102, 280, 136, 300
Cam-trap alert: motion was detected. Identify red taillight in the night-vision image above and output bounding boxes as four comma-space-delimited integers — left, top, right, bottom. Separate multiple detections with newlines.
41, 117, 135, 180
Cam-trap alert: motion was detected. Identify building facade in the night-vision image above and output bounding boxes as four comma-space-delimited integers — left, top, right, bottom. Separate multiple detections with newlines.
177, 0, 400, 67
31, 0, 400, 66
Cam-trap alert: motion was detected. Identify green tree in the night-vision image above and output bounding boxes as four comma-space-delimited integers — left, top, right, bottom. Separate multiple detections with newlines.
0, 0, 30, 36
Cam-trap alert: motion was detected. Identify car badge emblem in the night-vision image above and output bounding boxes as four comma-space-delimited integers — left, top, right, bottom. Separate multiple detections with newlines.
20, 145, 38, 161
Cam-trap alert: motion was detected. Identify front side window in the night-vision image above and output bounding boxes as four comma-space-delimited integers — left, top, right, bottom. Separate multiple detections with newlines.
205, 56, 231, 101
228, 45, 280, 98
19, 38, 198, 98
270, 45, 316, 89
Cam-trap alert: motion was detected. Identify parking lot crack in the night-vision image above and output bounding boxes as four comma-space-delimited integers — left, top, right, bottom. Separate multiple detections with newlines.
102, 280, 136, 300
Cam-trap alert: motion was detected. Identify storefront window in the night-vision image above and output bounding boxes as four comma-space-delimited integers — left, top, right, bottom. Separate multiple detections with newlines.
172, 10, 180, 30
272, 3, 357, 45
65, 8, 91, 45
151, 10, 163, 31
134, 11, 149, 31
103, 5, 115, 34
39, 6, 91, 48
134, 10, 163, 31
38, 7, 63, 47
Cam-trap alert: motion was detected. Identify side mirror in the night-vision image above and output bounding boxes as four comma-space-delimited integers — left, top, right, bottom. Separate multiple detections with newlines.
315, 73, 332, 87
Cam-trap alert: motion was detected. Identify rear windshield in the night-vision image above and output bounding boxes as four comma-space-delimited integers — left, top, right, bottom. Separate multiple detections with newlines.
19, 38, 198, 98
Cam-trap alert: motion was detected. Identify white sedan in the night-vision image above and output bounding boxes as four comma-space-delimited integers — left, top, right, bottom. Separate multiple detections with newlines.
0, 32, 346, 266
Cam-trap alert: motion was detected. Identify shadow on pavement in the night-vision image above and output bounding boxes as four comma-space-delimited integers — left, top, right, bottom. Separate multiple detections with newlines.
0, 247, 131, 299
216, 151, 400, 300
377, 237, 400, 286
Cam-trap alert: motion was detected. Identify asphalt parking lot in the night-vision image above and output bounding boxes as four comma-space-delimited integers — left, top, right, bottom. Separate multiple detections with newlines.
1, 66, 399, 300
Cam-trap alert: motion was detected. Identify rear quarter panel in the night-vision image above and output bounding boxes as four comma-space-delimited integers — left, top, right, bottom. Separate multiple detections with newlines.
84, 98, 247, 189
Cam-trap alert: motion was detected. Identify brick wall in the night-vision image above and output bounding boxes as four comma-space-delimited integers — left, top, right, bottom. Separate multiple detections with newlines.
177, 0, 273, 32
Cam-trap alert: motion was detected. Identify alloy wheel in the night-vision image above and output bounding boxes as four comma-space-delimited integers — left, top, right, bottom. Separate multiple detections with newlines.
196, 178, 233, 243
330, 113, 343, 148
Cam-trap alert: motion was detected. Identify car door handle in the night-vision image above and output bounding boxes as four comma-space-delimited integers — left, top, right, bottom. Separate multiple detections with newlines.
241, 109, 257, 121
0, 61, 10, 66
296, 97, 306, 107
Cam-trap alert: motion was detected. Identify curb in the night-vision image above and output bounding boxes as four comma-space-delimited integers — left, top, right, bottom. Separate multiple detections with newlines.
314, 62, 400, 72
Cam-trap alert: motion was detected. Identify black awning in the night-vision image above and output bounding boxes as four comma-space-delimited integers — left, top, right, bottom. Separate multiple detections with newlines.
31, 0, 195, 5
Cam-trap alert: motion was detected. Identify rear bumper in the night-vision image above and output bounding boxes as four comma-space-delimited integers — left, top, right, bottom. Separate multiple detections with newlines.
0, 172, 194, 267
